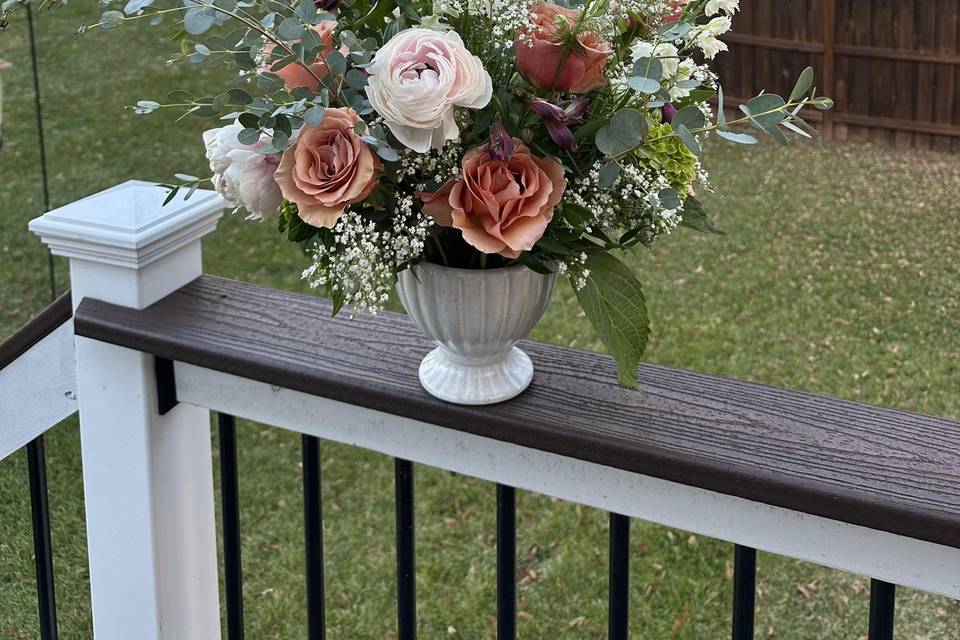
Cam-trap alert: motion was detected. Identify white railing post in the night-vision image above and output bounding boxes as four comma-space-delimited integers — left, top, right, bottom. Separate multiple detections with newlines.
29, 181, 225, 640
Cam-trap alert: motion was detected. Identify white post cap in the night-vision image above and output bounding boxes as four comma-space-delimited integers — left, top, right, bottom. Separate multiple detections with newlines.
29, 180, 223, 269
29, 180, 224, 309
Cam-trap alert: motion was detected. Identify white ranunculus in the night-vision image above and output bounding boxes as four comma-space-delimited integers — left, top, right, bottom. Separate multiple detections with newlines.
705, 0, 739, 16
366, 28, 493, 153
669, 59, 698, 100
202, 123, 283, 220
695, 16, 732, 59
631, 41, 680, 79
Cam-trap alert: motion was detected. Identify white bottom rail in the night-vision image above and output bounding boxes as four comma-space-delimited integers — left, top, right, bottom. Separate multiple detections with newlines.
0, 321, 77, 462
175, 361, 960, 600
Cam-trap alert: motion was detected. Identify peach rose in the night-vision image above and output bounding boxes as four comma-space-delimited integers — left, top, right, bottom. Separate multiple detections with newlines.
274, 108, 381, 228
267, 21, 338, 90
421, 141, 567, 258
515, 3, 612, 94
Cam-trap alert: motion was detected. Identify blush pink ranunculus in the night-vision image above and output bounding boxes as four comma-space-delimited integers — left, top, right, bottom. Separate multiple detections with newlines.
421, 141, 567, 259
273, 108, 381, 228
266, 21, 338, 90
515, 3, 612, 95
366, 28, 493, 153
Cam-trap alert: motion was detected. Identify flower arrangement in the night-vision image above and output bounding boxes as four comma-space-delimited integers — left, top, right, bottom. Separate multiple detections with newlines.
2, 0, 831, 387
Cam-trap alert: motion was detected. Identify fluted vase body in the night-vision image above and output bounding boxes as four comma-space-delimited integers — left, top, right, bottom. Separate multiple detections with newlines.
396, 262, 556, 405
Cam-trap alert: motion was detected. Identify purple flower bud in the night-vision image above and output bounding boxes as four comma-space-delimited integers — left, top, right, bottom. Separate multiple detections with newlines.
564, 96, 590, 121
527, 98, 566, 121
662, 103, 678, 124
489, 118, 516, 162
527, 97, 588, 152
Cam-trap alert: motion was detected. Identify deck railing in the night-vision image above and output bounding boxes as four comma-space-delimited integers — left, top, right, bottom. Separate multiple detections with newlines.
2, 180, 959, 639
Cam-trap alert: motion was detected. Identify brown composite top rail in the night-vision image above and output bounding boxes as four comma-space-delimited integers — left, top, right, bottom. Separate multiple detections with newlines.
73, 275, 960, 549
0, 291, 72, 371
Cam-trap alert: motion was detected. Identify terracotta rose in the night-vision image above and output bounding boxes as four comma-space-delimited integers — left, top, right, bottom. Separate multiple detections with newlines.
421, 141, 567, 258
515, 3, 612, 94
267, 21, 338, 90
274, 108, 380, 228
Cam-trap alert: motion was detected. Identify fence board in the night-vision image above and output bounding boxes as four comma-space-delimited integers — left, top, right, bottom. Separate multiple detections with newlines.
721, 0, 960, 150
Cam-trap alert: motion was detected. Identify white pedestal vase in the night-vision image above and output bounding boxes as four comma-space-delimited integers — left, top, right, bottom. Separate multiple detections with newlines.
396, 262, 556, 406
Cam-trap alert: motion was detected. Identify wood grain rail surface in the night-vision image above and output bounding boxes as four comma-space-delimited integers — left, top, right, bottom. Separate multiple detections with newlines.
74, 276, 960, 549
0, 291, 72, 371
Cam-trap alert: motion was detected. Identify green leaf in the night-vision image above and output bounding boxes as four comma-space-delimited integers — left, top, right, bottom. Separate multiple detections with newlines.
303, 105, 326, 127
679, 196, 724, 235
326, 51, 348, 77
183, 7, 215, 35
238, 127, 261, 144
296, 0, 318, 24
627, 76, 661, 95
376, 146, 400, 162
658, 187, 681, 210
517, 252, 555, 275
741, 94, 787, 130
671, 106, 706, 132
675, 124, 701, 156
574, 251, 650, 388
716, 129, 758, 144
598, 161, 621, 187
789, 66, 815, 102
534, 236, 572, 255
100, 10, 124, 29
277, 17, 305, 41
345, 69, 368, 90
595, 109, 648, 158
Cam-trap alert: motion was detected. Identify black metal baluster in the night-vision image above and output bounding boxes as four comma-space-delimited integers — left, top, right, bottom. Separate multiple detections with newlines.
868, 580, 896, 640
496, 485, 516, 640
608, 513, 630, 640
218, 414, 244, 640
731, 545, 757, 640
302, 435, 326, 640
26, 437, 58, 640
395, 459, 416, 640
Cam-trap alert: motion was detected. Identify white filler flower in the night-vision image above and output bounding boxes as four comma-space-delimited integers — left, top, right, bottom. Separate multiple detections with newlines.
366, 28, 493, 153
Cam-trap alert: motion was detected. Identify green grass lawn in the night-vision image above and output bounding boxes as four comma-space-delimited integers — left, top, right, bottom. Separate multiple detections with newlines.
2, 5, 960, 639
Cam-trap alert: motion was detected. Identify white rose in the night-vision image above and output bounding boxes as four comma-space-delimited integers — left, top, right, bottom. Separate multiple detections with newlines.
203, 123, 246, 175
201, 123, 284, 220
366, 28, 493, 153
705, 0, 739, 16
631, 41, 680, 79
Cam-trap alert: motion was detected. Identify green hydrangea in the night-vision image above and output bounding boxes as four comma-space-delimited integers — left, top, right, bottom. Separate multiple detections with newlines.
638, 122, 698, 195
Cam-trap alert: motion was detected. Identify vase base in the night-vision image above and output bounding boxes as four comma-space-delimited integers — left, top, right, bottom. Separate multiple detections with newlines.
418, 346, 534, 406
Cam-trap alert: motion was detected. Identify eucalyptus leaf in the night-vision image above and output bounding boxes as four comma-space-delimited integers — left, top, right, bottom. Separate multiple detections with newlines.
627, 76, 661, 95
716, 129, 758, 144
598, 161, 621, 188
303, 105, 326, 127
100, 10, 124, 29
671, 105, 706, 132
675, 124, 701, 156
595, 109, 647, 158
789, 66, 815, 102
183, 7, 215, 35
237, 127, 261, 144
326, 50, 347, 77
276, 17, 305, 41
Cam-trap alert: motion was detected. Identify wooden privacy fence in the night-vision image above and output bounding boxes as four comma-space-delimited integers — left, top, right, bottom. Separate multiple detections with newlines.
715, 0, 960, 151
